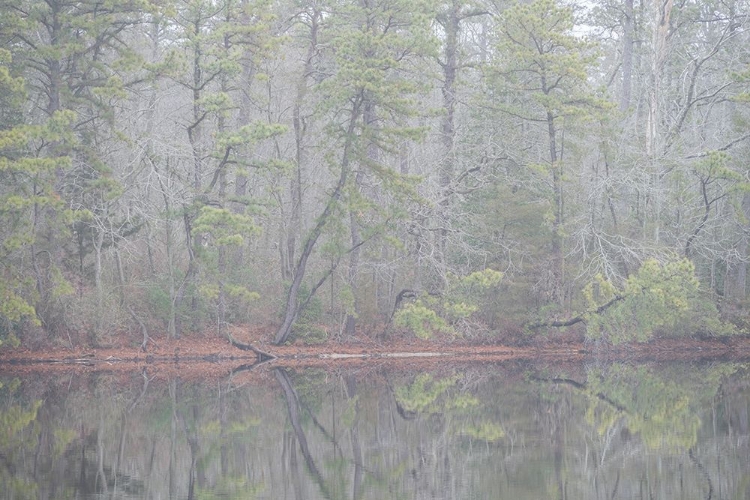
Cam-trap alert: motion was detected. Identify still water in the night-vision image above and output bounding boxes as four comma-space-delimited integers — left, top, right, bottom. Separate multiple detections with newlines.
0, 360, 748, 499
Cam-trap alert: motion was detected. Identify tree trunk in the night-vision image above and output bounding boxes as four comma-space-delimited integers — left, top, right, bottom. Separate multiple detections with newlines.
216, 49, 230, 335
275, 97, 364, 345
275, 173, 346, 344
177, 21, 207, 333
647, 0, 673, 244
345, 204, 362, 335
275, 369, 332, 498
436, 4, 459, 274
725, 192, 750, 301
620, 0, 634, 113
345, 376, 363, 499
217, 180, 227, 334
189, 20, 203, 192
173, 211, 197, 338
159, 174, 178, 339
286, 7, 319, 282
94, 224, 105, 339
547, 108, 564, 307
345, 99, 375, 335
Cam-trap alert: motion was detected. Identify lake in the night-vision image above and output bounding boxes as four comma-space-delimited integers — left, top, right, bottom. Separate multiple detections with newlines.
1, 360, 748, 499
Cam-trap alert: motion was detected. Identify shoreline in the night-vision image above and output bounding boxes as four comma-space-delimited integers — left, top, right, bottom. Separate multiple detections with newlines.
2, 333, 750, 373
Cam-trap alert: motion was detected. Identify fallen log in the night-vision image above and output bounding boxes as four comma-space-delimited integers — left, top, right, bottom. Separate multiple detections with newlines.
227, 334, 276, 362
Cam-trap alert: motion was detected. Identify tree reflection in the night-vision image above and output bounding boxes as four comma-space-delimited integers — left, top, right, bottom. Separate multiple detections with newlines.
583, 364, 737, 452
0, 379, 41, 498
0, 362, 747, 499
275, 368, 332, 498
534, 362, 747, 499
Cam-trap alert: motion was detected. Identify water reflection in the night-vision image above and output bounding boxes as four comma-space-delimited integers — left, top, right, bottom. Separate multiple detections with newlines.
1, 361, 748, 499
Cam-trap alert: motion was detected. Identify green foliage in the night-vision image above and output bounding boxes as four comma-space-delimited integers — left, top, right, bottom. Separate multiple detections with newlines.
394, 301, 452, 339
461, 421, 506, 443
196, 479, 264, 500
0, 399, 42, 448
0, 319, 21, 348
731, 63, 750, 102
288, 283, 326, 344
492, 0, 606, 119
394, 374, 478, 414
0, 0, 155, 340
0, 380, 43, 496
193, 206, 261, 247
340, 394, 360, 428
52, 428, 78, 459
315, 0, 437, 194
583, 257, 730, 343
395, 373, 506, 445
459, 269, 504, 288
0, 392, 42, 498
319, 0, 436, 113
296, 325, 329, 345
583, 364, 736, 452
146, 282, 174, 325
694, 151, 743, 184
158, 0, 286, 335
394, 269, 503, 338
217, 123, 287, 152
288, 369, 329, 416
0, 51, 76, 336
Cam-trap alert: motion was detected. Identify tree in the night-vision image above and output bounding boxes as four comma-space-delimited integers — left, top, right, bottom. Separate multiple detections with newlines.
274, 0, 436, 344
490, 0, 605, 309
1, 0, 150, 338
534, 256, 732, 342
0, 49, 75, 343
586, 0, 750, 302
433, 0, 489, 275
160, 0, 283, 336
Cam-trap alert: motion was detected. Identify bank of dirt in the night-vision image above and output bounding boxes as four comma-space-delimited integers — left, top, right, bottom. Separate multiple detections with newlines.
1, 325, 750, 381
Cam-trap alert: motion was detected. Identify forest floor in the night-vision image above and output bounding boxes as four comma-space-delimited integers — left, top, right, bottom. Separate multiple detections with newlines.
2, 324, 750, 381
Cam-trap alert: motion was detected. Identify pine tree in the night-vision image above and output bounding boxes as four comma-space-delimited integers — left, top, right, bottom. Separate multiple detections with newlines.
274, 0, 437, 344
1, 0, 149, 336
490, 0, 605, 310
0, 49, 74, 343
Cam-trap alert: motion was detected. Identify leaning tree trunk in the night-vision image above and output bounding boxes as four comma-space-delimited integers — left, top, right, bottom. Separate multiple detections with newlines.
275, 98, 363, 345
285, 7, 319, 281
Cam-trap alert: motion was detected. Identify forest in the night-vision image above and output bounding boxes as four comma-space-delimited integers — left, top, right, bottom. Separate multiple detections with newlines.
2, 0, 750, 348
